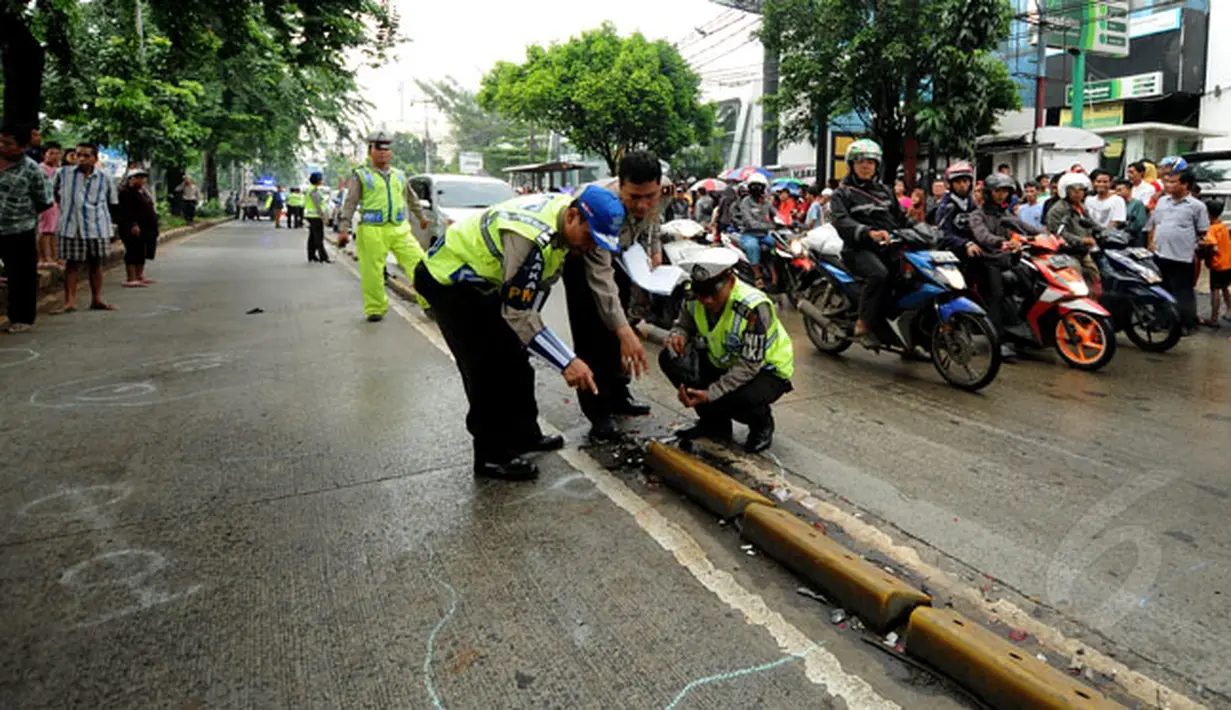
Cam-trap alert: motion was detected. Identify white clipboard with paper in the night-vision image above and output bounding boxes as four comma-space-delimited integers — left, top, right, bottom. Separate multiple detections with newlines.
620, 243, 687, 296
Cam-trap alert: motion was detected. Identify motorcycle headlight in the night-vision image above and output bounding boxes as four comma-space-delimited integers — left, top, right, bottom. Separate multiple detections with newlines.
789, 238, 804, 256
935, 264, 966, 290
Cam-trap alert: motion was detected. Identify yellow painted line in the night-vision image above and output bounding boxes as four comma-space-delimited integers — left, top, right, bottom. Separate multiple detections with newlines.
701, 443, 1205, 710
334, 256, 900, 708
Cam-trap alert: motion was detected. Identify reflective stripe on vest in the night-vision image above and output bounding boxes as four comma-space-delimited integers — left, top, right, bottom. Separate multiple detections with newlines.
691, 279, 794, 379
424, 193, 571, 288
304, 188, 322, 218
356, 167, 407, 225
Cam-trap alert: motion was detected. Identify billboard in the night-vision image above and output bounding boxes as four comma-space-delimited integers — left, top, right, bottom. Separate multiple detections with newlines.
1035, 0, 1131, 57
458, 152, 483, 175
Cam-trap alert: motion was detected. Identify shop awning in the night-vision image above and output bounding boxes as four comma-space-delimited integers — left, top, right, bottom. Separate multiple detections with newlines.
502, 161, 587, 174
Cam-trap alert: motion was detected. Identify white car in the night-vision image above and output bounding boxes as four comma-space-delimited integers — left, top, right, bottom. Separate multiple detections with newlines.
408, 174, 517, 248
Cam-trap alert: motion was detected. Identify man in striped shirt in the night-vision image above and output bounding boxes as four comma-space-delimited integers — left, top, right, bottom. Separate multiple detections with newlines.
52, 142, 118, 312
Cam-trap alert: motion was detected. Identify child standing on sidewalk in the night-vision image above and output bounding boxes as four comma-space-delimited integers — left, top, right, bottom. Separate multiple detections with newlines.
1201, 199, 1231, 327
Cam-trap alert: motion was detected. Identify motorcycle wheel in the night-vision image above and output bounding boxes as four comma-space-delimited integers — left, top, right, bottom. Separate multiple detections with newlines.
1054, 312, 1117, 370
802, 281, 853, 354
930, 313, 1001, 391
1125, 299, 1182, 352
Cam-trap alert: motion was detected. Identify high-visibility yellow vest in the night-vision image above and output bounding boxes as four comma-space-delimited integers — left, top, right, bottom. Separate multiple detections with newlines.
355, 166, 408, 225
424, 193, 571, 291
287, 192, 305, 207
263, 195, 272, 209
304, 187, 322, 218
692, 279, 794, 379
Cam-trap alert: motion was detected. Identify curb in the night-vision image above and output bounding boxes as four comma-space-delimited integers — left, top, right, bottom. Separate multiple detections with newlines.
323, 235, 424, 306
646, 441, 773, 519
645, 442, 1125, 709
0, 218, 231, 324
906, 607, 1122, 709
740, 502, 930, 633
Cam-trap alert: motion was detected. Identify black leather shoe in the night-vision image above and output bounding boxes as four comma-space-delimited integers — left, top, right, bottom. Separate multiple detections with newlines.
744, 420, 775, 454
674, 420, 732, 442
588, 416, 623, 442
520, 433, 565, 453
474, 456, 539, 481
611, 395, 652, 417
366, 314, 384, 322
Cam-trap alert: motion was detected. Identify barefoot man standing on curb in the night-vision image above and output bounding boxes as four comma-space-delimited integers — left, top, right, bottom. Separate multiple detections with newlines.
335, 130, 431, 322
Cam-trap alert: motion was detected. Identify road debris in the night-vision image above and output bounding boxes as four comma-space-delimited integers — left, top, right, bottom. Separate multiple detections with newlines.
830, 609, 847, 625
1008, 629, 1029, 642
883, 632, 899, 647
796, 587, 830, 604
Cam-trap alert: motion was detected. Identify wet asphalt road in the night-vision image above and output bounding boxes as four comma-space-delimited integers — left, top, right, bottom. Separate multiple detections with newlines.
0, 221, 985, 709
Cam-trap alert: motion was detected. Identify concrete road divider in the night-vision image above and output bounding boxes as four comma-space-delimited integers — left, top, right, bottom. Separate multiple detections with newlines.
906, 607, 1124, 709
741, 503, 932, 632
645, 442, 773, 519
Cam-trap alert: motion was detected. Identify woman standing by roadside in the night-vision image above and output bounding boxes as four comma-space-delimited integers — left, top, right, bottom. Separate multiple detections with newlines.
117, 169, 159, 288
37, 141, 62, 268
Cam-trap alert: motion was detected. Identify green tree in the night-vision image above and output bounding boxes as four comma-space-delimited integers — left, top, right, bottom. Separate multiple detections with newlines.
322, 150, 357, 188
478, 23, 715, 173
760, 0, 1021, 184
387, 131, 442, 175
671, 144, 726, 182
416, 77, 543, 175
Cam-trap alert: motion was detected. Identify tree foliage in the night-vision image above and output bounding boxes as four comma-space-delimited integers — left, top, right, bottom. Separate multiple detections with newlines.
477, 23, 715, 173
760, 0, 1021, 182
417, 77, 542, 175
3, 0, 397, 196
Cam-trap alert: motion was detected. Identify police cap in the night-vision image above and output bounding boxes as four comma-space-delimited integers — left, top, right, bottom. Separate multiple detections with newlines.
688, 247, 739, 284
366, 129, 394, 148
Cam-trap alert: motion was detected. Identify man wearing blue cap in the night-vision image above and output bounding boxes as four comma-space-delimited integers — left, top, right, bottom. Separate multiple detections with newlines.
414, 186, 628, 481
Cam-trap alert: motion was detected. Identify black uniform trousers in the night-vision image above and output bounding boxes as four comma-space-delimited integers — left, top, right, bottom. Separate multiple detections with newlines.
562, 252, 632, 422
658, 347, 791, 432
963, 256, 1007, 333
843, 248, 897, 329
1156, 256, 1198, 329
306, 218, 328, 262
289, 206, 304, 228
414, 263, 544, 464
0, 230, 38, 326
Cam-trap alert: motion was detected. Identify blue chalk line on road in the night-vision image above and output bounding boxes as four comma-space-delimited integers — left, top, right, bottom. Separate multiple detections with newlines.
423, 541, 459, 710
663, 644, 819, 710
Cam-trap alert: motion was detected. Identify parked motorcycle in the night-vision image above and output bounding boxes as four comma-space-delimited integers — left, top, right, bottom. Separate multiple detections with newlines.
1096, 228, 1182, 352
999, 233, 1117, 370
797, 218, 1002, 392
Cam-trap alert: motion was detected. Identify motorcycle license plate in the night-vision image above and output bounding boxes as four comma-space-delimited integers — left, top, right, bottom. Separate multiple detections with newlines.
1126, 247, 1153, 260
927, 250, 960, 264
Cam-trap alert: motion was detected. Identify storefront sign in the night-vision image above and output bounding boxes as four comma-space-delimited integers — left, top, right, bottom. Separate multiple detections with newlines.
1060, 103, 1124, 129
1040, 0, 1130, 57
1066, 72, 1162, 105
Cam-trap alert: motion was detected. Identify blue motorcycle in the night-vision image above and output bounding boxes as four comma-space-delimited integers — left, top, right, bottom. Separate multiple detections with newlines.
1096, 228, 1182, 352
798, 221, 1002, 391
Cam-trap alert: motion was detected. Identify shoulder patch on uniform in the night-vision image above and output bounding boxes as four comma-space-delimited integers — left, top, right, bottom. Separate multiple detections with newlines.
503, 247, 545, 310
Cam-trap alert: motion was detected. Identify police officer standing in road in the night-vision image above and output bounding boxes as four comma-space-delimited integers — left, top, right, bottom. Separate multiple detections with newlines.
562, 150, 661, 440
660, 248, 794, 454
336, 130, 431, 322
304, 172, 330, 263
286, 187, 305, 229
413, 187, 630, 481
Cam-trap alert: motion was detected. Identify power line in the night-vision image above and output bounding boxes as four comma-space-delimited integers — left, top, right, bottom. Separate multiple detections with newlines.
683, 16, 761, 65
673, 9, 739, 47
693, 34, 761, 71
677, 11, 745, 49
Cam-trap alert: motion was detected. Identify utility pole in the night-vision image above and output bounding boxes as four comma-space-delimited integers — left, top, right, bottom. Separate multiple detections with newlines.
1069, 48, 1086, 128
405, 95, 439, 173
1032, 1, 1047, 177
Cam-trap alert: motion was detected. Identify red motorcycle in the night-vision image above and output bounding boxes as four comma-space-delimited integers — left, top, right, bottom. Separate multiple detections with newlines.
1001, 233, 1117, 371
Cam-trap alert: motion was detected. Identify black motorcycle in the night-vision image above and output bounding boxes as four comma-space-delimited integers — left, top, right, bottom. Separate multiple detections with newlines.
1096, 228, 1182, 352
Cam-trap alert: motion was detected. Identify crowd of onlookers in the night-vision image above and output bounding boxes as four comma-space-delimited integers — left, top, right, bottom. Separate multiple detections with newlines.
0, 124, 170, 334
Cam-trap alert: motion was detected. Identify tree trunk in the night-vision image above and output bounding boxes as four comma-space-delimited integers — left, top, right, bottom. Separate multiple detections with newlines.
165, 166, 185, 215
879, 131, 905, 188
903, 136, 919, 190
203, 150, 218, 202
0, 12, 44, 129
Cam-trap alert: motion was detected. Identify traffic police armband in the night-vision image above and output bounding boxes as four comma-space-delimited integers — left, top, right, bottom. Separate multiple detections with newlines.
529, 328, 576, 372
503, 247, 545, 311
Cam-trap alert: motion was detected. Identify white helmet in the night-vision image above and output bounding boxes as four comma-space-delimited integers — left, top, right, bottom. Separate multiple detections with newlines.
745, 173, 769, 187
1057, 172, 1092, 197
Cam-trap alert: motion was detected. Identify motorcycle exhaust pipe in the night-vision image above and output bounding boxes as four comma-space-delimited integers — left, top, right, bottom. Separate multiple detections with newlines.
797, 297, 829, 326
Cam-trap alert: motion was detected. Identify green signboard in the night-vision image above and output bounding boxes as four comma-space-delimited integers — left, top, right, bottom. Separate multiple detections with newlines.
1039, 0, 1131, 57
1065, 71, 1162, 105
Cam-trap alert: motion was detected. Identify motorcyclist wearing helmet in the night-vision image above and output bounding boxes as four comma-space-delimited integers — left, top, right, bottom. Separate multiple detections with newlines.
967, 173, 1043, 358
1046, 171, 1102, 289
735, 172, 777, 287
828, 138, 917, 345
933, 161, 984, 254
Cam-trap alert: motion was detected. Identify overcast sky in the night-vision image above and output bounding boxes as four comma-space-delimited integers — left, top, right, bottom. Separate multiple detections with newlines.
353, 0, 764, 140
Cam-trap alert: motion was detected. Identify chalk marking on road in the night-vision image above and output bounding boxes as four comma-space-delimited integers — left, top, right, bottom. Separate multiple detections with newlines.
663, 644, 818, 710
1138, 561, 1211, 609
422, 540, 458, 710
505, 473, 599, 506
0, 347, 40, 369
25, 486, 206, 629
29, 352, 240, 408
17, 484, 132, 518
704, 443, 1205, 710
345, 257, 900, 709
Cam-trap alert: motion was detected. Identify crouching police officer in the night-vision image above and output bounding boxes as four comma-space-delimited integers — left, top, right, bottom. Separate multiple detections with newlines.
336, 130, 431, 321
660, 248, 794, 454
413, 186, 627, 481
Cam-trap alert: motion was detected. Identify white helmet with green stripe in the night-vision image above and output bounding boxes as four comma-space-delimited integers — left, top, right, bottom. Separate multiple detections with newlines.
845, 138, 883, 168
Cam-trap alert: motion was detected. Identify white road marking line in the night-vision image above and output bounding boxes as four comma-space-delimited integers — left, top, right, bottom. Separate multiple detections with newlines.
335, 257, 899, 708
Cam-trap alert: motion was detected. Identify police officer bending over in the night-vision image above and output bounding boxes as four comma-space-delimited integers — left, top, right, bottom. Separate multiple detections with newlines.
660, 248, 795, 454
414, 187, 627, 481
